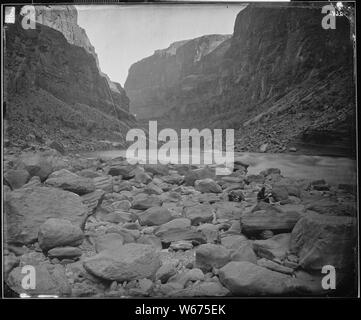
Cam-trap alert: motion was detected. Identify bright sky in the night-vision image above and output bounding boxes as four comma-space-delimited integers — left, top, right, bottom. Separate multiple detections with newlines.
76, 4, 245, 86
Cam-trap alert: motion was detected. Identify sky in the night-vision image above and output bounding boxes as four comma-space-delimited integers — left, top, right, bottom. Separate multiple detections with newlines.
76, 4, 245, 86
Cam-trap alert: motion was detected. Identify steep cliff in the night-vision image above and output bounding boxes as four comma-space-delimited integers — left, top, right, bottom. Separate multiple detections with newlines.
125, 3, 355, 156
125, 34, 231, 119
4, 6, 135, 151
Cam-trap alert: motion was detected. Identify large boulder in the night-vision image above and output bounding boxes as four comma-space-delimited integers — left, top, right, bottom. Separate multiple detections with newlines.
7, 263, 71, 296
219, 261, 296, 296
38, 218, 84, 251
4, 169, 30, 190
138, 207, 172, 226
290, 212, 357, 270
241, 206, 301, 235
195, 244, 231, 272
83, 243, 161, 281
194, 179, 222, 193
45, 169, 95, 195
4, 186, 87, 244
184, 204, 214, 226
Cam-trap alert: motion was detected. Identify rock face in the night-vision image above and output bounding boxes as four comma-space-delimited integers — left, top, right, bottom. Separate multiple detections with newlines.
5, 7, 135, 151
4, 186, 87, 244
124, 3, 355, 156
290, 212, 357, 270
83, 244, 161, 281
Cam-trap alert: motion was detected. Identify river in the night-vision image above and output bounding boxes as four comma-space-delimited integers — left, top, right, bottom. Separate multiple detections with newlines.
81, 149, 357, 186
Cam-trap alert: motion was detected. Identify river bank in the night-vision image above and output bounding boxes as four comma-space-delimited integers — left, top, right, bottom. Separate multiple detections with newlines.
3, 144, 358, 297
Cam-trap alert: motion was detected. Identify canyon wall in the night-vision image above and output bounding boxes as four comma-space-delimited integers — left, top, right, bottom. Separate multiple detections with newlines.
4, 6, 135, 151
125, 4, 355, 156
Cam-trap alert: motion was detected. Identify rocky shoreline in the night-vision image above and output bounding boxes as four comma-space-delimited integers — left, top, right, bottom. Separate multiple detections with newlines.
3, 145, 357, 297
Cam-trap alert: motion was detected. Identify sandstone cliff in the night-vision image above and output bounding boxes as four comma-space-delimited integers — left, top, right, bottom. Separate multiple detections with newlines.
4, 6, 135, 151
124, 34, 231, 119
125, 3, 355, 156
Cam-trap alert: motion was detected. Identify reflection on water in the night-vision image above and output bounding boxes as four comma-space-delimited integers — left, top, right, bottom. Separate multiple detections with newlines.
81, 149, 357, 185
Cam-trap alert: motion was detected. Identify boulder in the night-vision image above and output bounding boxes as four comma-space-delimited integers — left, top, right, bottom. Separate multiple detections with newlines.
92, 176, 113, 192
253, 233, 291, 261
108, 165, 135, 179
155, 262, 177, 283
195, 179, 222, 193
83, 244, 161, 281
221, 235, 248, 251
49, 141, 66, 154
290, 212, 357, 270
81, 190, 105, 215
112, 200, 132, 211
4, 169, 30, 189
161, 174, 184, 185
184, 167, 215, 186
144, 164, 169, 176
304, 198, 356, 217
134, 172, 152, 184
184, 204, 214, 225
230, 242, 258, 264
271, 186, 289, 201
138, 207, 172, 226
47, 246, 82, 259
241, 208, 301, 235
94, 233, 124, 252
132, 194, 163, 210
195, 244, 231, 272
168, 281, 230, 297
38, 218, 84, 251
168, 268, 204, 288
7, 263, 71, 296
137, 235, 162, 250
16, 151, 57, 181
197, 223, 219, 243
45, 169, 95, 195
154, 219, 205, 244
155, 218, 190, 235
4, 186, 87, 244
219, 261, 296, 296
213, 202, 243, 220
257, 258, 294, 275
144, 182, 163, 195
169, 240, 193, 251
